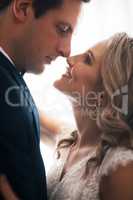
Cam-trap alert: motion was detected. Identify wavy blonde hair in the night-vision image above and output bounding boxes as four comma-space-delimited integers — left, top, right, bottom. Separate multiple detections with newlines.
57, 32, 133, 171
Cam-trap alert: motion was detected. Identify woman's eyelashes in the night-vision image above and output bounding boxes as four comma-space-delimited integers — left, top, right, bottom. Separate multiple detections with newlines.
84, 53, 92, 65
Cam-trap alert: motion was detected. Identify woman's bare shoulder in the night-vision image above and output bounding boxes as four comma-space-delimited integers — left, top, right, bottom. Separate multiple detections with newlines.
99, 156, 133, 200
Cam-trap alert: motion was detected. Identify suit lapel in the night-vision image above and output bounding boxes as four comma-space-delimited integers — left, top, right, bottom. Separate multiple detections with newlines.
21, 79, 40, 142
0, 52, 40, 142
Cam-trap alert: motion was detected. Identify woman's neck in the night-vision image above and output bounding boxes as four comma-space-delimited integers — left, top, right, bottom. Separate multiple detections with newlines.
73, 105, 101, 149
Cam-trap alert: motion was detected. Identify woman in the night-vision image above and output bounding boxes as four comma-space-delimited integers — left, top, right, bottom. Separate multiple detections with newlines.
47, 32, 133, 200
1, 32, 133, 200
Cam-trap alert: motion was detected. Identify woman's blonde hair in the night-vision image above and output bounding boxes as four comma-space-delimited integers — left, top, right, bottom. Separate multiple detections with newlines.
57, 32, 133, 171
94, 32, 133, 166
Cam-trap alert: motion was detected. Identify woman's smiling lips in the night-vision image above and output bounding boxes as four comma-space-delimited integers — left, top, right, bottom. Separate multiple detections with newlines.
62, 67, 72, 79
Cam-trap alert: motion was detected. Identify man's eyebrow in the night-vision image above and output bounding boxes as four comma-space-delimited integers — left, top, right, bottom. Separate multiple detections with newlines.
87, 49, 95, 62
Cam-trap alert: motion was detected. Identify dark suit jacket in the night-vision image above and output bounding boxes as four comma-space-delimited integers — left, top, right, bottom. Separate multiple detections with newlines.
0, 52, 47, 200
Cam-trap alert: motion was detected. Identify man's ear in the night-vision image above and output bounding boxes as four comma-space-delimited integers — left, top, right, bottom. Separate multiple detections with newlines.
11, 0, 33, 22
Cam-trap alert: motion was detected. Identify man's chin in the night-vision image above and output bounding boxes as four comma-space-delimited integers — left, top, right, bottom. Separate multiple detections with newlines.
28, 65, 45, 74
37, 65, 45, 74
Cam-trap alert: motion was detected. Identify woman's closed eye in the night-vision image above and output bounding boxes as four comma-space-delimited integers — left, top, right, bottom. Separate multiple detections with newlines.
84, 50, 95, 66
84, 53, 92, 65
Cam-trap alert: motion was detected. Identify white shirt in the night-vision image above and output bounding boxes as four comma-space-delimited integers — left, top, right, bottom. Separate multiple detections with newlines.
0, 47, 14, 66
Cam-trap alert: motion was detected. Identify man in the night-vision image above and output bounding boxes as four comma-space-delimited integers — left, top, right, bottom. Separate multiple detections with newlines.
0, 0, 89, 199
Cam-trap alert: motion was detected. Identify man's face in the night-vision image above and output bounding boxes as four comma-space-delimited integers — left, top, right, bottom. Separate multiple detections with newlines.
18, 0, 82, 74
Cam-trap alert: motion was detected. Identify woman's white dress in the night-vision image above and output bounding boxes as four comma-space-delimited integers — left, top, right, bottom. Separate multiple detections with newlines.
47, 146, 133, 200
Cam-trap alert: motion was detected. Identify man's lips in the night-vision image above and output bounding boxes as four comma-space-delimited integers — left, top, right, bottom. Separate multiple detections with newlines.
45, 56, 56, 64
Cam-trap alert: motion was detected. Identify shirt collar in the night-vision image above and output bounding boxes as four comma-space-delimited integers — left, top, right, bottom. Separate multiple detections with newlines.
0, 47, 15, 66
0, 47, 25, 76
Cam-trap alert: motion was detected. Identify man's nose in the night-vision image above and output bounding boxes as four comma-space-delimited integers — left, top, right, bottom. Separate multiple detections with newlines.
58, 40, 71, 57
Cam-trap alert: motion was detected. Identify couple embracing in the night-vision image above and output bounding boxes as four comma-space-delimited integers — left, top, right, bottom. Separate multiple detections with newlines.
0, 0, 133, 200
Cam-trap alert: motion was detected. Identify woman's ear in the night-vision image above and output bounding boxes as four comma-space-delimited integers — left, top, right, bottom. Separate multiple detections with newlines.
11, 0, 33, 22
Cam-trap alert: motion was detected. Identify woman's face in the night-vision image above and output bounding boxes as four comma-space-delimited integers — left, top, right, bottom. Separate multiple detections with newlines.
54, 41, 107, 99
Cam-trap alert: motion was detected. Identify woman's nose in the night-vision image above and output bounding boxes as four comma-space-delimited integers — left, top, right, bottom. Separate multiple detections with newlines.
67, 57, 75, 68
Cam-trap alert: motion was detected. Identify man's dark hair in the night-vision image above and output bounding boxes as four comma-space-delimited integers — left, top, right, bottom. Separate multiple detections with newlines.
0, 0, 90, 18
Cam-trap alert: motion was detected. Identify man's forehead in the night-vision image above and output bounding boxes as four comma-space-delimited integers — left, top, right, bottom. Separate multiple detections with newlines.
53, 0, 82, 14
54, 1, 82, 25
